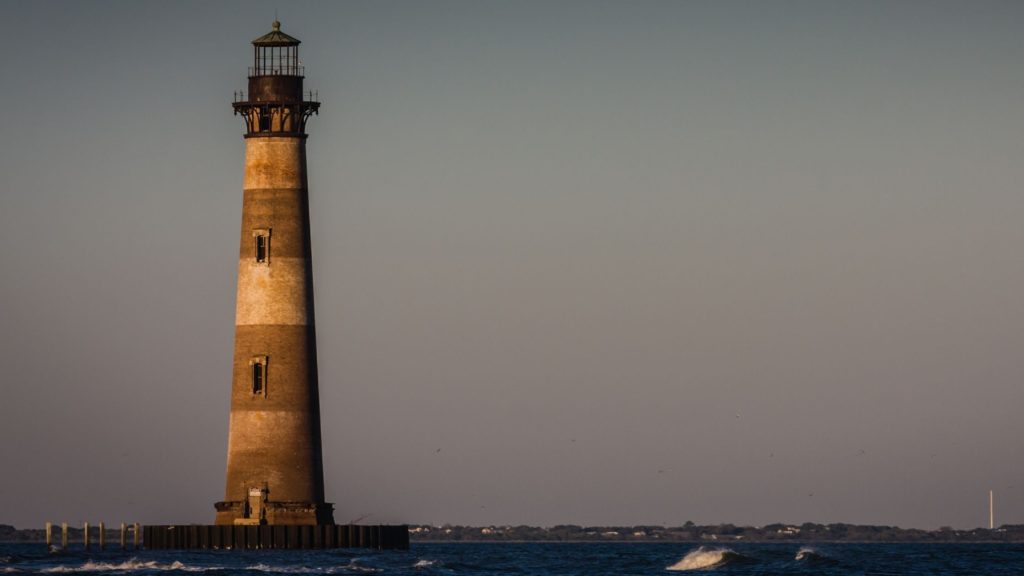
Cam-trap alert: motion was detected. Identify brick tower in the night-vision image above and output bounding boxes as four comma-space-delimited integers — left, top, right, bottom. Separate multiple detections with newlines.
215, 21, 333, 526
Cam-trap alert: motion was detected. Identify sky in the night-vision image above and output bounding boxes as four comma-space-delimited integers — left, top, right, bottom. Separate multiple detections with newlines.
1, 0, 1023, 531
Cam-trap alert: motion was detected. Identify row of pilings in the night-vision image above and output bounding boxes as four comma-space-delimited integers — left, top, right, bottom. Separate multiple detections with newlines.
143, 524, 410, 550
45, 522, 141, 551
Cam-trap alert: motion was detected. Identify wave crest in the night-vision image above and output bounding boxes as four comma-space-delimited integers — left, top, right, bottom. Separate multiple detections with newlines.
666, 547, 744, 571
795, 547, 837, 565
795, 547, 818, 561
245, 562, 381, 574
41, 559, 204, 573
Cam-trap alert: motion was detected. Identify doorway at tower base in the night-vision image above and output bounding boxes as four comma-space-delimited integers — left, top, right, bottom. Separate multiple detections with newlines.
142, 524, 410, 550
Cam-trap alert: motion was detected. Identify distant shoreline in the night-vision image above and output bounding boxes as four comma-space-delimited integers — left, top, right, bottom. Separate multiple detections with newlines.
5, 523, 1024, 544
412, 539, 1019, 544
406, 523, 1024, 543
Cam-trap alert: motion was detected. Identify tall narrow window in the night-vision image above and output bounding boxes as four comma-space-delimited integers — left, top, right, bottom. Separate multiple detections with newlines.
255, 235, 267, 263
252, 363, 263, 394
253, 229, 271, 265
250, 356, 268, 396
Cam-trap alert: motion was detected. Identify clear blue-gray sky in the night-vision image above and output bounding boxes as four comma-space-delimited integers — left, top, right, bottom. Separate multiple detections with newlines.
1, 0, 1023, 530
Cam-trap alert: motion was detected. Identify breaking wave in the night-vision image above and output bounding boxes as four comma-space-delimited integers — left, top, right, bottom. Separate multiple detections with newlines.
795, 547, 837, 565
244, 560, 381, 574
666, 547, 747, 571
38, 560, 380, 574
412, 559, 437, 568
795, 547, 819, 561
246, 564, 319, 573
41, 559, 207, 572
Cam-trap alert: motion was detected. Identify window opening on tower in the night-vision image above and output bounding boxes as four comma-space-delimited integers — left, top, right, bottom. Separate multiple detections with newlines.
250, 356, 268, 396
253, 229, 271, 264
256, 235, 267, 262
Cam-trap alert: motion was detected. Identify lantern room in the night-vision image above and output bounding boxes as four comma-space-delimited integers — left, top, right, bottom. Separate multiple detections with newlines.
251, 20, 303, 77
234, 20, 319, 136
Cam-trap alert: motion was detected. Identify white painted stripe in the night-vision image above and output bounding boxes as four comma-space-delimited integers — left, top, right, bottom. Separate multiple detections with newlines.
244, 137, 307, 190
234, 257, 312, 326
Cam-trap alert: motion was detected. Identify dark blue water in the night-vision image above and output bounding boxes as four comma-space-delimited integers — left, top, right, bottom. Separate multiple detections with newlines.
2, 542, 1023, 575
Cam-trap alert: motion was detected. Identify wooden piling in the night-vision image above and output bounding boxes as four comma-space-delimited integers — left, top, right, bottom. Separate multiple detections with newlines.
99, 522, 105, 550
83, 522, 89, 551
133, 523, 140, 549
61, 522, 68, 550
120, 523, 126, 550
45, 522, 52, 548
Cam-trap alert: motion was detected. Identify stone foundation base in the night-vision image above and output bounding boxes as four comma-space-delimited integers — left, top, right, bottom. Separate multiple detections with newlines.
214, 500, 334, 526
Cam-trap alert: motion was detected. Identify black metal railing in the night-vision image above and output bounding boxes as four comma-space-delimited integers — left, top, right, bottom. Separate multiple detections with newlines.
248, 65, 305, 77
233, 90, 319, 103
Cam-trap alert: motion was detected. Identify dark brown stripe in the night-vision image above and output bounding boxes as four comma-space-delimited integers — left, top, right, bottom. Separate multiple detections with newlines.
238, 187, 312, 260
230, 324, 320, 411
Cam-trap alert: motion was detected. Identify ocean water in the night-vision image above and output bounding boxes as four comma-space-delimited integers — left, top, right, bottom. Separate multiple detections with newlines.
2, 542, 1023, 575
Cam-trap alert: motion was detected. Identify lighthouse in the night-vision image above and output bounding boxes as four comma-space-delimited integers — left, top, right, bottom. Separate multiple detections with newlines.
214, 20, 333, 526
142, 21, 405, 548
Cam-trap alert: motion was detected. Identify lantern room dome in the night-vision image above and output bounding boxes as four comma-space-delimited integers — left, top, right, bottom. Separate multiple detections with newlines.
252, 20, 301, 46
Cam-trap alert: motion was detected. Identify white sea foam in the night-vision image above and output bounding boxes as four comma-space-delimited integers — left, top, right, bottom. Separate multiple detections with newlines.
412, 559, 436, 568
795, 546, 835, 565
795, 547, 817, 561
341, 562, 382, 574
41, 559, 208, 573
246, 564, 302, 573
246, 564, 333, 574
1, 568, 21, 573
244, 562, 381, 574
666, 547, 736, 571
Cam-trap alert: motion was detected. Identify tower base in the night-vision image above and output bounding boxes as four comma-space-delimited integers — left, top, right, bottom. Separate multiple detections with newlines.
142, 524, 409, 550
214, 501, 335, 526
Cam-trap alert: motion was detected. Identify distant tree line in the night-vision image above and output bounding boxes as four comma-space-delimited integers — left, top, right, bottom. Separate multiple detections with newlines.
408, 523, 1024, 543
